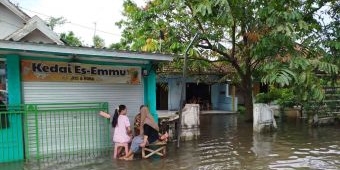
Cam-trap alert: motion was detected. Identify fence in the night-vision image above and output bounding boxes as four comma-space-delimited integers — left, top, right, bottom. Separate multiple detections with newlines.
0, 105, 25, 162
0, 102, 112, 163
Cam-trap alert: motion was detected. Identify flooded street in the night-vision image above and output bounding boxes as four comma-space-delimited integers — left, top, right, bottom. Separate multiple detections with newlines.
4, 114, 340, 170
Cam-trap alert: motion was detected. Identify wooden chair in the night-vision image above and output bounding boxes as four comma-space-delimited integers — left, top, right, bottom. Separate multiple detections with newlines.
113, 142, 128, 159
142, 141, 167, 158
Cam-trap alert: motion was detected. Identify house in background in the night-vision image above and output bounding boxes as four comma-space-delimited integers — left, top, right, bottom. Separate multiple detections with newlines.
0, 0, 63, 45
155, 65, 269, 113
156, 73, 239, 112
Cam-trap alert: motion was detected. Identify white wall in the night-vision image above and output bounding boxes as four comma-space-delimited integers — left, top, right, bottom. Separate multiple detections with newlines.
0, 4, 25, 39
168, 78, 182, 110
21, 29, 55, 44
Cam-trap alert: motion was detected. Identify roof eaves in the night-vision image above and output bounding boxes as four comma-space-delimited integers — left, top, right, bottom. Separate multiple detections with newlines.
0, 40, 174, 61
5, 16, 64, 45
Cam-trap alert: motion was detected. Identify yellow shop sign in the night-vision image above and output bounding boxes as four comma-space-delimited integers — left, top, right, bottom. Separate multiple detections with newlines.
21, 60, 141, 84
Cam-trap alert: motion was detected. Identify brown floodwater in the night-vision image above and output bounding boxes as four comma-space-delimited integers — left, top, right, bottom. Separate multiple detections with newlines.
2, 114, 340, 170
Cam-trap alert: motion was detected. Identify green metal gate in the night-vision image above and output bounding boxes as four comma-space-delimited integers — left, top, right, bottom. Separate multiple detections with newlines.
0, 102, 112, 163
0, 105, 24, 162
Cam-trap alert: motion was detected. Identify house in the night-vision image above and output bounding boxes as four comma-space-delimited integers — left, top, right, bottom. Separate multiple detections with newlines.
0, 0, 63, 45
0, 0, 173, 163
156, 65, 239, 112
156, 75, 237, 111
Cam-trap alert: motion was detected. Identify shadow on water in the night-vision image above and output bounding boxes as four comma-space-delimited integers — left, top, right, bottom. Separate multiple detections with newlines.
2, 114, 340, 170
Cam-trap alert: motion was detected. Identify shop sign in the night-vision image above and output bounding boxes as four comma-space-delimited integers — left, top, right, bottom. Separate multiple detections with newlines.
21, 60, 141, 84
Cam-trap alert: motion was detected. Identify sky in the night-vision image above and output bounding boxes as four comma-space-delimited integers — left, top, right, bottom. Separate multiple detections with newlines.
13, 0, 145, 46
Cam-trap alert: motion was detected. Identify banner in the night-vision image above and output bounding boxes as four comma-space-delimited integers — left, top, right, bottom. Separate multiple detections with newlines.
21, 60, 141, 84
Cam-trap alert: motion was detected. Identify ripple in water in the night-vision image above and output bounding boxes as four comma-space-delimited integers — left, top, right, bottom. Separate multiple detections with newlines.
12, 115, 340, 170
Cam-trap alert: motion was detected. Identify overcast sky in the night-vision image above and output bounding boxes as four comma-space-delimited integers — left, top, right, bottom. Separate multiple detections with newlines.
13, 0, 145, 46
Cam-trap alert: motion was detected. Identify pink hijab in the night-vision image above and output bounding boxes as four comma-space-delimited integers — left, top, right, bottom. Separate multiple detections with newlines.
140, 106, 159, 133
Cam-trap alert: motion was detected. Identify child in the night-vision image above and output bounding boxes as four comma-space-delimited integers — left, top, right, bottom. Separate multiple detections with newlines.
121, 106, 168, 160
99, 105, 132, 158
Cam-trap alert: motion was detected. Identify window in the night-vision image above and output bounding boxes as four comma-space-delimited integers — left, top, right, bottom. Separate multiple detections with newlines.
0, 61, 9, 129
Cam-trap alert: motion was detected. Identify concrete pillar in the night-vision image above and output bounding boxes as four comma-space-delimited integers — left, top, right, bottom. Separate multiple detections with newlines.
180, 104, 200, 140
253, 103, 277, 132
143, 66, 158, 122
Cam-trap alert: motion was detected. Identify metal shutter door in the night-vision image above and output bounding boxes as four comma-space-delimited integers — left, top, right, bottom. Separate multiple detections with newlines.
22, 82, 143, 156
22, 82, 144, 117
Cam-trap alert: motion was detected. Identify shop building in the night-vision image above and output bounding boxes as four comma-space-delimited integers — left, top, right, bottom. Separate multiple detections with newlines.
0, 40, 172, 162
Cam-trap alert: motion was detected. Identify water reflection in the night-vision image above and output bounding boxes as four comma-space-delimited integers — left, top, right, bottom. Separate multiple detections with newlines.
251, 132, 277, 158
4, 114, 340, 170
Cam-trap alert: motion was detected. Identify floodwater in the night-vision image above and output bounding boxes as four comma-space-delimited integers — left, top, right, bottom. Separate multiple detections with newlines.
3, 114, 340, 170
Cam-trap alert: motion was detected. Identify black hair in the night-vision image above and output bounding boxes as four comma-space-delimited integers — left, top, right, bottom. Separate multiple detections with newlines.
112, 105, 126, 127
139, 105, 145, 110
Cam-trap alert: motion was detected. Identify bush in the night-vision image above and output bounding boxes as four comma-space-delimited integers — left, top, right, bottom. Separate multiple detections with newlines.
255, 88, 298, 108
274, 88, 297, 108
255, 90, 280, 104
238, 105, 246, 114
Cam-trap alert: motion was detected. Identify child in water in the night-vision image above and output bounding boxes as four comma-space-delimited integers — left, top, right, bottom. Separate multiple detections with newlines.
100, 105, 132, 158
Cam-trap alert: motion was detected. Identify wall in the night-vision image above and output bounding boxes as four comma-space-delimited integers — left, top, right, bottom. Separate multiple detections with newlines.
213, 83, 234, 111
168, 77, 182, 110
211, 84, 219, 110
0, 4, 25, 39
21, 29, 55, 44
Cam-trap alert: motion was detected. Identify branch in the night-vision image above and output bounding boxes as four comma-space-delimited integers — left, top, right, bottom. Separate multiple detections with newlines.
251, 59, 262, 70
185, 1, 246, 78
304, 0, 327, 17
232, 21, 236, 57
186, 2, 206, 34
196, 44, 245, 77
177, 55, 229, 63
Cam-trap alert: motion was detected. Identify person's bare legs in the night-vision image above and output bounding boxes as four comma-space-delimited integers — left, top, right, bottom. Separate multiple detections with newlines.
120, 150, 134, 160
120, 135, 143, 160
159, 132, 169, 141
139, 135, 148, 147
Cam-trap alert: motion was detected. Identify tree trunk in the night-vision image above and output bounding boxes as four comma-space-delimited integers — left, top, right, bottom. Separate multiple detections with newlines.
241, 74, 253, 122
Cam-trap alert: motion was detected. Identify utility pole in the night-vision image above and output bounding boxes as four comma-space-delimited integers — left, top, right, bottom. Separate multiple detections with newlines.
93, 22, 97, 37
177, 33, 199, 148
159, 30, 164, 52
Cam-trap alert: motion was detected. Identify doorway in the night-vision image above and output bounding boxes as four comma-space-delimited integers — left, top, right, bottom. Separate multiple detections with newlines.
186, 83, 211, 110
156, 83, 168, 110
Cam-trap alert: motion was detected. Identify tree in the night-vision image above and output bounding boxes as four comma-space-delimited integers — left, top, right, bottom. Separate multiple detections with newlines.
60, 31, 83, 47
116, 0, 338, 122
46, 17, 67, 31
93, 35, 105, 48
109, 42, 129, 50
320, 1, 339, 66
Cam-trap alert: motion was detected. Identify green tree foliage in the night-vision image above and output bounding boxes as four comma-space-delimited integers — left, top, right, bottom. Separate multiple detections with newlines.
93, 35, 105, 48
60, 31, 83, 47
46, 17, 67, 31
109, 42, 128, 50
259, 1, 339, 110
116, 0, 339, 121
319, 1, 339, 67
